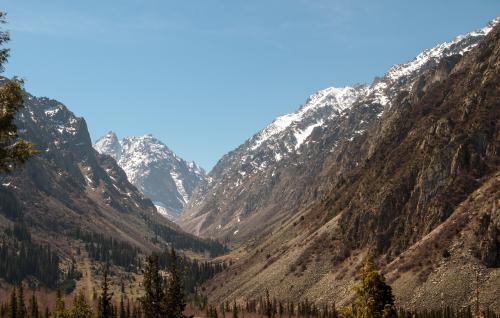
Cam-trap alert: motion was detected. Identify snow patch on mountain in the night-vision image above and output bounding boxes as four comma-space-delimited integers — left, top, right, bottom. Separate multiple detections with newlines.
387, 17, 499, 82
249, 86, 366, 151
294, 119, 324, 150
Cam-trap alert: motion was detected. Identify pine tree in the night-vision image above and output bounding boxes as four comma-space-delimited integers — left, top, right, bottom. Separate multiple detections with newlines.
164, 248, 186, 318
28, 293, 39, 318
119, 295, 126, 318
141, 254, 164, 318
16, 285, 26, 318
209, 306, 218, 318
52, 290, 68, 318
8, 288, 16, 318
98, 267, 113, 318
70, 292, 92, 318
265, 290, 272, 318
342, 257, 396, 318
0, 12, 36, 173
232, 301, 238, 318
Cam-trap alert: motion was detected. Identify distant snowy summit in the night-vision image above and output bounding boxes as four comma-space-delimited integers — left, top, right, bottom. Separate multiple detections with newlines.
94, 132, 206, 219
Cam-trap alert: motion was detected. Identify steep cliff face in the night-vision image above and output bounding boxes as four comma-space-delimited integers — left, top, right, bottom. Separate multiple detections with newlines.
95, 132, 206, 219
200, 21, 500, 310
180, 18, 498, 243
0, 89, 218, 256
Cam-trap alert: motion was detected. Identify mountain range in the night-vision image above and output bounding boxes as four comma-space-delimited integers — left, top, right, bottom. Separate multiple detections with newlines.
0, 15, 498, 312
94, 132, 205, 219
178, 18, 500, 309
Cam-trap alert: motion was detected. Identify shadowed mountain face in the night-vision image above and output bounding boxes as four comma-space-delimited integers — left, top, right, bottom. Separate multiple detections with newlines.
0, 87, 219, 257
95, 132, 206, 219
181, 19, 500, 309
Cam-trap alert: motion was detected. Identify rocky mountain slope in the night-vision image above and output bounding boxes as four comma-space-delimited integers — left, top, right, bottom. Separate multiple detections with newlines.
179, 19, 500, 310
0, 86, 224, 268
180, 18, 499, 243
94, 132, 205, 219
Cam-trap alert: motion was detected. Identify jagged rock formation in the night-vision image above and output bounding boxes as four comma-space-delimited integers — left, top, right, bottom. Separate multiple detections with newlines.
182, 19, 500, 310
95, 132, 205, 219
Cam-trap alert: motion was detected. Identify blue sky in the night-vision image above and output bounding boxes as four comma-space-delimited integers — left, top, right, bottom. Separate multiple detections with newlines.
2, 1, 499, 170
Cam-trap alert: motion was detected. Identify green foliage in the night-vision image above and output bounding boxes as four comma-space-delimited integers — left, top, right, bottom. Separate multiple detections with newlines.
231, 301, 238, 318
0, 12, 10, 72
16, 285, 25, 318
28, 293, 39, 318
141, 254, 165, 318
0, 12, 37, 173
146, 220, 228, 257
342, 258, 396, 318
206, 305, 218, 318
141, 249, 187, 318
70, 292, 93, 318
74, 230, 140, 271
0, 224, 60, 287
164, 248, 186, 318
9, 287, 16, 318
97, 268, 113, 318
52, 290, 69, 318
157, 249, 226, 294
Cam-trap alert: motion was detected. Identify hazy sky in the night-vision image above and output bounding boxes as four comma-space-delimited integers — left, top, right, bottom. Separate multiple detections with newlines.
2, 1, 499, 169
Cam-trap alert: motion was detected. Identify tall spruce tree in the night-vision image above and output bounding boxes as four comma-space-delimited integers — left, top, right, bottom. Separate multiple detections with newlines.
8, 288, 16, 318
141, 254, 165, 318
342, 258, 396, 318
16, 285, 26, 318
119, 295, 126, 318
52, 290, 68, 318
70, 292, 93, 318
232, 301, 238, 318
0, 11, 36, 173
98, 267, 113, 318
28, 293, 38, 318
164, 248, 185, 318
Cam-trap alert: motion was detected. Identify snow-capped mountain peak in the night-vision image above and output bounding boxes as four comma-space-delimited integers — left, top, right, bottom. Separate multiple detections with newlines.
249, 85, 368, 151
94, 131, 121, 161
94, 133, 206, 219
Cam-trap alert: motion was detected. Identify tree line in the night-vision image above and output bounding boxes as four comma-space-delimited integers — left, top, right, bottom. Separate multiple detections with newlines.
0, 220, 60, 288
73, 230, 141, 272
0, 248, 187, 318
146, 220, 228, 257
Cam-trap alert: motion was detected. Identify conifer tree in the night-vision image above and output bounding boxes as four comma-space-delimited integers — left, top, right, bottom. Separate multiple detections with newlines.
164, 248, 186, 318
126, 299, 131, 318
16, 285, 26, 318
232, 301, 238, 318
265, 290, 272, 318
8, 288, 16, 318
52, 290, 68, 318
119, 295, 126, 318
28, 293, 39, 318
70, 292, 92, 318
142, 254, 164, 318
342, 257, 396, 318
0, 12, 36, 173
208, 306, 218, 318
98, 267, 113, 318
